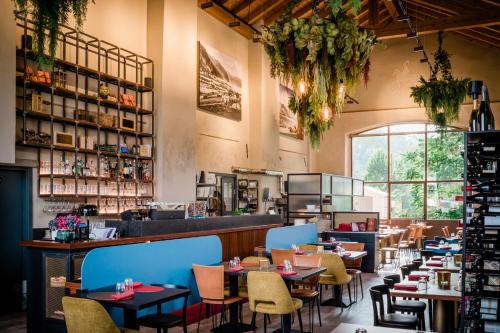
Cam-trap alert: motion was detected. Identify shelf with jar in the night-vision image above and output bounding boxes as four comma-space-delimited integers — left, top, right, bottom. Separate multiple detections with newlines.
15, 12, 155, 214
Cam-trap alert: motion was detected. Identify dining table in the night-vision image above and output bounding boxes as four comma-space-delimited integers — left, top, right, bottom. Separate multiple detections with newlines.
223, 262, 326, 333
419, 260, 461, 272
390, 272, 461, 333
424, 243, 462, 254
82, 284, 191, 329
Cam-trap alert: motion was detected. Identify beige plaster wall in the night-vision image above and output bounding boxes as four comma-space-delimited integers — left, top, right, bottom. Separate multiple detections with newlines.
312, 34, 500, 176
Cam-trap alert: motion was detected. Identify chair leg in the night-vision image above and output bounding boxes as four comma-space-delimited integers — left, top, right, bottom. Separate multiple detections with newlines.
264, 313, 267, 333
297, 309, 304, 333
319, 284, 323, 303
197, 303, 203, 333
428, 299, 433, 330
316, 295, 322, 327
309, 299, 313, 333
251, 311, 257, 330
359, 274, 364, 298
420, 310, 426, 331
266, 313, 271, 324
347, 283, 352, 306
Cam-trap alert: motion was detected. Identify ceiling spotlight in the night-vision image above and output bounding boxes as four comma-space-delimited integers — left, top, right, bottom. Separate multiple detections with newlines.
397, 15, 409, 22
229, 21, 241, 27
201, 2, 213, 9
413, 46, 424, 52
407, 31, 418, 39
420, 58, 428, 63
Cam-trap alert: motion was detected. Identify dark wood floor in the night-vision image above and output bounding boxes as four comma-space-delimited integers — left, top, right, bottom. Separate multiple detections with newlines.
0, 269, 400, 333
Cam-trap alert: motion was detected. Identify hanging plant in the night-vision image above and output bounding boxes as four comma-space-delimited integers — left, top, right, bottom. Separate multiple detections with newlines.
14, 0, 93, 66
262, 0, 378, 148
410, 32, 469, 128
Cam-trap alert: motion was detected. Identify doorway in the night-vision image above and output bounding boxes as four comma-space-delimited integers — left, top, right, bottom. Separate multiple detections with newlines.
0, 167, 32, 314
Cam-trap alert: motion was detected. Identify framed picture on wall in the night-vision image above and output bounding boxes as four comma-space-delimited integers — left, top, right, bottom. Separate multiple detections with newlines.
198, 42, 242, 121
279, 84, 303, 139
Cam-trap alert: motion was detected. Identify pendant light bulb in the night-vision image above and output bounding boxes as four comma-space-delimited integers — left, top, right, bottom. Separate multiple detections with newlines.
322, 106, 332, 122
298, 81, 306, 94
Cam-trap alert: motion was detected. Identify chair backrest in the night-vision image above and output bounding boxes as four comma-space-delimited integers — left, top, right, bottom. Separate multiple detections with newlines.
319, 253, 351, 284
242, 256, 269, 266
396, 230, 406, 246
247, 271, 295, 314
400, 264, 414, 280
298, 244, 318, 252
293, 254, 322, 267
192, 264, 224, 300
407, 227, 416, 241
62, 297, 122, 333
414, 226, 424, 238
442, 226, 450, 238
383, 274, 401, 288
271, 248, 295, 265
412, 258, 423, 268
340, 242, 365, 269
369, 284, 391, 326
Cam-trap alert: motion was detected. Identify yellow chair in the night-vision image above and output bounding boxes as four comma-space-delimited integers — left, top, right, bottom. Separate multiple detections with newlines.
225, 256, 270, 298
298, 244, 318, 252
318, 253, 353, 311
247, 271, 304, 333
62, 296, 140, 333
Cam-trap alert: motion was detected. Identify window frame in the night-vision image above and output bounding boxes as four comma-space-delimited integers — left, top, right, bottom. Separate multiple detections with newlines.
351, 123, 464, 220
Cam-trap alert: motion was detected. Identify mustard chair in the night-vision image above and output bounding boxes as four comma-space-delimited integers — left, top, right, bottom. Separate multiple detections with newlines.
224, 256, 271, 298
271, 248, 295, 265
247, 271, 304, 333
192, 264, 243, 332
62, 296, 140, 333
318, 253, 353, 312
298, 244, 318, 252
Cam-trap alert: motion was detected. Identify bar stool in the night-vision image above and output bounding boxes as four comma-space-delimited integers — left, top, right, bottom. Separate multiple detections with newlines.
369, 285, 419, 329
383, 275, 427, 330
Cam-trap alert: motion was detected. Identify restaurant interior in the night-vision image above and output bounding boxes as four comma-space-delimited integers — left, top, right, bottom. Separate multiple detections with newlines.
0, 0, 499, 332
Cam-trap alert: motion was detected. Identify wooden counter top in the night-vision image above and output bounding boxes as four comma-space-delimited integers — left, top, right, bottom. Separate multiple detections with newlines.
20, 223, 282, 251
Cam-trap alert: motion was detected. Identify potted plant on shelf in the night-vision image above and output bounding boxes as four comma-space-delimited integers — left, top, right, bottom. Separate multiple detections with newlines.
410, 32, 469, 129
48, 214, 80, 242
14, 0, 93, 66
262, 0, 377, 148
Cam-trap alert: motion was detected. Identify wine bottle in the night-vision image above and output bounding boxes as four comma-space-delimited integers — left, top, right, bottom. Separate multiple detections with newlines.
466, 181, 500, 193
469, 96, 480, 132
477, 85, 495, 131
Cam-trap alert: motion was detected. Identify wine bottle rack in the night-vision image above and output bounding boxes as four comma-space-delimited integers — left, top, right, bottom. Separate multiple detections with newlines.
14, 12, 155, 216
461, 131, 500, 333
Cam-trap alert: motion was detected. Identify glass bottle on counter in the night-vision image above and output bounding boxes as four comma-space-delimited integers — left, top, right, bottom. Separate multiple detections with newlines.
477, 85, 495, 131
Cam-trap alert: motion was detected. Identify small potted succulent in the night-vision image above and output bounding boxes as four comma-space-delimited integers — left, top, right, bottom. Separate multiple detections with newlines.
48, 214, 80, 242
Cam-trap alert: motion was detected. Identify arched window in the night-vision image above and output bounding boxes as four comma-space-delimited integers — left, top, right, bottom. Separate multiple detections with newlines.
351, 123, 464, 221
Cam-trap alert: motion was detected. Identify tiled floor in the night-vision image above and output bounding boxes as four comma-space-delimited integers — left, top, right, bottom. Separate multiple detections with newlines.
1, 267, 401, 333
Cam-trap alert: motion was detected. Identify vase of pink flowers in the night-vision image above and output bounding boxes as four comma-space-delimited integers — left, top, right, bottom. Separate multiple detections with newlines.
48, 214, 80, 242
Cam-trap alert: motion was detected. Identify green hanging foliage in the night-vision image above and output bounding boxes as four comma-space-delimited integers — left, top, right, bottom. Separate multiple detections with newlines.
14, 0, 93, 66
410, 32, 469, 128
262, 0, 378, 149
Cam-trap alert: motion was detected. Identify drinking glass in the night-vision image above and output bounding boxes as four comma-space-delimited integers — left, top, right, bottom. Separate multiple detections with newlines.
234, 256, 241, 267
116, 282, 125, 294
124, 278, 133, 292
229, 260, 236, 269
259, 259, 269, 271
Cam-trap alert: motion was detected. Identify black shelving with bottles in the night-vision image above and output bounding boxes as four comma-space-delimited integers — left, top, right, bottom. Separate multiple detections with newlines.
461, 131, 500, 333
14, 12, 155, 216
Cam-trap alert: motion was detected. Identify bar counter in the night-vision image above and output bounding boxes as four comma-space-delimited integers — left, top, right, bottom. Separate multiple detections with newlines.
21, 215, 282, 333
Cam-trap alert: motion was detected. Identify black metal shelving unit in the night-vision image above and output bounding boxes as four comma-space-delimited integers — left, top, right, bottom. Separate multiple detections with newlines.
461, 130, 500, 333
15, 12, 155, 216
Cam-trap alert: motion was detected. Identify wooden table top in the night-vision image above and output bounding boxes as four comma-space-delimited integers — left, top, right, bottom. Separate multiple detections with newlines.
338, 250, 367, 260
331, 323, 431, 332
223, 263, 326, 281
390, 272, 461, 301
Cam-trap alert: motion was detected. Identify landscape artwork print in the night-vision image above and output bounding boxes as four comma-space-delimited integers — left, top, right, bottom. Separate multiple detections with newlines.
279, 84, 303, 139
198, 42, 242, 121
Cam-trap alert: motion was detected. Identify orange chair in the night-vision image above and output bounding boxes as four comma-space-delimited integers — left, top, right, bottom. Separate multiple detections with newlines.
442, 226, 450, 238
414, 226, 425, 249
380, 230, 406, 268
192, 264, 243, 333
292, 254, 322, 332
271, 248, 295, 265
340, 242, 365, 301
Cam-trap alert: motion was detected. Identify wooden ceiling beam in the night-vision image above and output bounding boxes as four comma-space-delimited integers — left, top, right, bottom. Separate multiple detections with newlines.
382, 0, 399, 19
454, 30, 500, 48
407, 0, 460, 15
231, 0, 254, 16
374, 14, 500, 39
249, 0, 288, 24
369, 0, 380, 25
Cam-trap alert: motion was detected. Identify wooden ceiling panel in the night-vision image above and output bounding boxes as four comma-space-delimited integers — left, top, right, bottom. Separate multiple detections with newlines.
198, 0, 500, 48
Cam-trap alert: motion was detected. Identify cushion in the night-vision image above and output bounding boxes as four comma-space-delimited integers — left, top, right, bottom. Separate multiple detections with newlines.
393, 299, 427, 311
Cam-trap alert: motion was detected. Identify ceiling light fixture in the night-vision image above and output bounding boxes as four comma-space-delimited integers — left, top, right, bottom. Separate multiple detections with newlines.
413, 46, 424, 52
407, 31, 417, 39
201, 2, 213, 9
396, 15, 409, 22
229, 21, 241, 27
420, 58, 429, 63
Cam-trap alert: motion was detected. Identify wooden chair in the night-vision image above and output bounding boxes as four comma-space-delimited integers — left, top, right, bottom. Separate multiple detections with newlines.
442, 226, 450, 238
270, 248, 295, 265
381, 230, 406, 268
292, 254, 322, 332
192, 264, 243, 332
340, 242, 365, 300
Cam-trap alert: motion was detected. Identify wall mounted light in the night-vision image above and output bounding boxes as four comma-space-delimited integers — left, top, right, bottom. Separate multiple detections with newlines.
407, 32, 417, 39
413, 46, 424, 52
420, 58, 429, 63
252, 33, 261, 43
